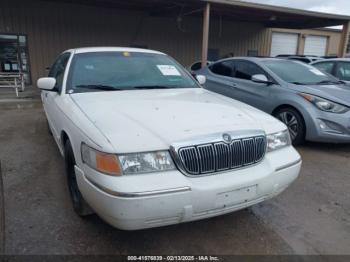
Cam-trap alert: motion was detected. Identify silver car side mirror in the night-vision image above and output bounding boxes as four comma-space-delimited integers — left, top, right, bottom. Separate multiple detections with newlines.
196, 75, 206, 85
252, 74, 270, 84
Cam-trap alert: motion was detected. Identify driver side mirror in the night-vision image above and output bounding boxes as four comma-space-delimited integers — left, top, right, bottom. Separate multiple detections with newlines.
251, 74, 272, 85
195, 75, 206, 85
37, 77, 57, 91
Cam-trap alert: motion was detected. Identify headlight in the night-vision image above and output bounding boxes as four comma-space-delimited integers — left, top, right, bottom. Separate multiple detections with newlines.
81, 143, 121, 176
118, 151, 175, 175
300, 93, 349, 113
82, 144, 176, 175
267, 130, 291, 152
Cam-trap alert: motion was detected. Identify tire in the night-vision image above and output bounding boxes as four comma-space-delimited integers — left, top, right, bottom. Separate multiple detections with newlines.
64, 140, 93, 216
47, 120, 52, 136
274, 107, 305, 146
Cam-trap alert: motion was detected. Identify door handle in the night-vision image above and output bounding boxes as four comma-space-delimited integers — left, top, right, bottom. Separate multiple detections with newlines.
231, 83, 237, 87
45, 93, 48, 98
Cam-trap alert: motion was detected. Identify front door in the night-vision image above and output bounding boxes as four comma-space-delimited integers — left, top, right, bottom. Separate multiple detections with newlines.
42, 52, 71, 143
229, 60, 272, 112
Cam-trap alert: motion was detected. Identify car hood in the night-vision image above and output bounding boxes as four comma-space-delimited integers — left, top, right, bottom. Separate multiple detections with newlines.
289, 83, 350, 106
71, 88, 285, 153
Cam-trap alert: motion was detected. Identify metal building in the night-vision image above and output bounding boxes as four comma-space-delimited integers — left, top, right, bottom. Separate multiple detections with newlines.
0, 0, 349, 85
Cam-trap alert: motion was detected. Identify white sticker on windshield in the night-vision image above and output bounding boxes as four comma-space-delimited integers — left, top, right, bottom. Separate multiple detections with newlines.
310, 69, 325, 76
157, 65, 181, 76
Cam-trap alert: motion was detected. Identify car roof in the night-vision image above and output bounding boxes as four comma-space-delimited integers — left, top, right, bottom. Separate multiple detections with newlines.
215, 57, 285, 63
312, 58, 350, 63
288, 56, 313, 59
63, 47, 165, 55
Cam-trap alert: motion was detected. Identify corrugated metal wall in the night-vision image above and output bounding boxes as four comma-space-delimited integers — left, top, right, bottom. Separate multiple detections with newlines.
0, 0, 270, 83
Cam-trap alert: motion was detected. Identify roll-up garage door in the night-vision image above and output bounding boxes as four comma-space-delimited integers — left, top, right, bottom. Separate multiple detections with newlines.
270, 32, 298, 57
304, 35, 327, 56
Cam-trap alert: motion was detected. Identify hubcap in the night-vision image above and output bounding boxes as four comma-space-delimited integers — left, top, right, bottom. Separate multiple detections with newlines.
278, 112, 299, 140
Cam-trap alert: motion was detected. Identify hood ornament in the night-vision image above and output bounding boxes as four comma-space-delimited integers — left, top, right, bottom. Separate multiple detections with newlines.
222, 133, 232, 143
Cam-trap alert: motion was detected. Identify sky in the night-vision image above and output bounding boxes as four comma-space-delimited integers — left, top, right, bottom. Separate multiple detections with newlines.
244, 0, 350, 16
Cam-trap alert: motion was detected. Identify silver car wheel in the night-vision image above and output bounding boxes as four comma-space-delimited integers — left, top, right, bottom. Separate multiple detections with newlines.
278, 112, 299, 140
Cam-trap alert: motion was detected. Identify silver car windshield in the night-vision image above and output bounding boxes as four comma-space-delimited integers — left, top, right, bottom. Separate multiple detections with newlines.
67, 52, 199, 93
262, 60, 341, 85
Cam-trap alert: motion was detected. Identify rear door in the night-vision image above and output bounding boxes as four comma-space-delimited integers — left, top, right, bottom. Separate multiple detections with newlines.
204, 60, 238, 98
229, 60, 273, 112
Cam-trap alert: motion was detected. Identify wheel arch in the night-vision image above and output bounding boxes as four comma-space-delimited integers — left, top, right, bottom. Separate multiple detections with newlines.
272, 103, 306, 120
61, 130, 70, 148
272, 104, 307, 137
60, 130, 77, 160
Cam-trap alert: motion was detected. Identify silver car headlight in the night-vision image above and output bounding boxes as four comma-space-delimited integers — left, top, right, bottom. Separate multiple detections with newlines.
118, 151, 176, 175
300, 93, 349, 114
267, 130, 291, 152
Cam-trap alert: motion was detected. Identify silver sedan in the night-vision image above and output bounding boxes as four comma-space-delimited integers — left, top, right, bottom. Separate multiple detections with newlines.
312, 58, 350, 84
196, 57, 350, 145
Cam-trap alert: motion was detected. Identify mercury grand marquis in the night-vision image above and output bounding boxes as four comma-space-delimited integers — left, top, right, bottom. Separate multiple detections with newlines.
37, 47, 301, 230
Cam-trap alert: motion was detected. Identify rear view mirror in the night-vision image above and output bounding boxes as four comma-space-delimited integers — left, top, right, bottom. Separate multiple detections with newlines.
252, 74, 270, 84
195, 75, 206, 85
37, 77, 57, 91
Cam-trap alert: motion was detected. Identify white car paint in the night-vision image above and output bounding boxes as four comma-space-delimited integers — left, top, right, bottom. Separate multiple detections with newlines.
39, 47, 301, 230
71, 89, 287, 153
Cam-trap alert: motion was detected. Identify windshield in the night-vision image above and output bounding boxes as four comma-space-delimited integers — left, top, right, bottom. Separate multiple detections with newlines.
262, 59, 340, 85
67, 51, 199, 92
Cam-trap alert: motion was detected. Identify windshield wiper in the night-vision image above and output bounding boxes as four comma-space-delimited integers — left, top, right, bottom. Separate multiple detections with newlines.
132, 85, 174, 90
315, 80, 344, 85
75, 84, 122, 91
290, 82, 307, 85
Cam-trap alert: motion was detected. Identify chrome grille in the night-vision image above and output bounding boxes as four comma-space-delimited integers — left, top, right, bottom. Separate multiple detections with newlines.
177, 136, 266, 176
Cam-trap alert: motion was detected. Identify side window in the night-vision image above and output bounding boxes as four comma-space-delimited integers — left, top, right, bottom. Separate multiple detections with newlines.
209, 61, 234, 77
289, 57, 309, 64
48, 53, 71, 92
234, 61, 265, 81
313, 62, 334, 74
335, 62, 350, 81
190, 62, 202, 72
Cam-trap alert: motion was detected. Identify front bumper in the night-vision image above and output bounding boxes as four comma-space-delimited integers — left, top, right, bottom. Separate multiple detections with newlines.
75, 146, 301, 230
303, 105, 350, 143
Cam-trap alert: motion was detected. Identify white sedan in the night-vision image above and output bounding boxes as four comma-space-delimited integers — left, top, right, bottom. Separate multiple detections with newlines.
38, 47, 301, 230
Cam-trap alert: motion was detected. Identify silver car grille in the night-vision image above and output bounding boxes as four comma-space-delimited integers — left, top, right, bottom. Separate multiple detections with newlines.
177, 136, 266, 176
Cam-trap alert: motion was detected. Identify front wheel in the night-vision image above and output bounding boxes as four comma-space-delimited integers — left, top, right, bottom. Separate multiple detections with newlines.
47, 120, 52, 136
274, 108, 305, 146
64, 140, 93, 216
